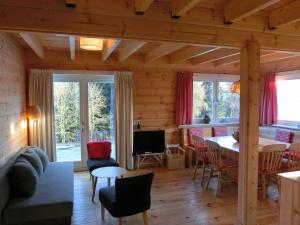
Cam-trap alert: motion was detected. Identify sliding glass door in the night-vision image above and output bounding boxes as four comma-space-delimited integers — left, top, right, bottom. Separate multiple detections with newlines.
53, 74, 114, 169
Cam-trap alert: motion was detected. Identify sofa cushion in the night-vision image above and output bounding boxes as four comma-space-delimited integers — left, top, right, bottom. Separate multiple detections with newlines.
3, 162, 74, 225
9, 157, 39, 197
212, 127, 228, 137
87, 158, 119, 172
32, 147, 49, 172
275, 129, 293, 143
21, 150, 43, 176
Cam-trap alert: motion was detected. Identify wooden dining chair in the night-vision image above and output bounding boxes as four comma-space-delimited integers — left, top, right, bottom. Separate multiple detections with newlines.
282, 142, 300, 172
205, 140, 238, 195
258, 144, 286, 200
192, 135, 208, 183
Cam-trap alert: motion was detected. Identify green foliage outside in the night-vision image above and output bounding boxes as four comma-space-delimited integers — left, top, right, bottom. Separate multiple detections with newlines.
54, 82, 114, 144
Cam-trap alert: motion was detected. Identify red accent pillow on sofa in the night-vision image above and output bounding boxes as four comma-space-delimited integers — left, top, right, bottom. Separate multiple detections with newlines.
188, 128, 204, 147
212, 127, 228, 137
87, 141, 111, 159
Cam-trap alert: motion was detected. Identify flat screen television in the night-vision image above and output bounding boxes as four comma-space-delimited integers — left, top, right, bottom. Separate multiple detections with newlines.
133, 130, 165, 155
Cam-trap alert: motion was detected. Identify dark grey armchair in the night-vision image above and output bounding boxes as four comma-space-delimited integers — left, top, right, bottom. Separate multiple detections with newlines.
99, 172, 154, 225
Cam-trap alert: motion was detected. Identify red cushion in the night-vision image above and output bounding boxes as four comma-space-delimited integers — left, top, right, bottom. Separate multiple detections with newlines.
212, 127, 228, 137
281, 158, 290, 169
275, 129, 293, 143
87, 141, 111, 159
188, 128, 204, 146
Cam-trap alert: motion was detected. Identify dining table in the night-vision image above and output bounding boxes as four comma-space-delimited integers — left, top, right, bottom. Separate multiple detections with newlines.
206, 136, 290, 153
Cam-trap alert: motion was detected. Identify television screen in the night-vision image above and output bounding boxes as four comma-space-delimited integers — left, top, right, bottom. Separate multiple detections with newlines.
133, 130, 165, 155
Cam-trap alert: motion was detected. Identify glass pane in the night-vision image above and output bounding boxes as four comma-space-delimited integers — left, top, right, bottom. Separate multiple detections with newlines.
193, 81, 213, 122
277, 79, 300, 124
88, 82, 115, 158
54, 82, 81, 162
217, 82, 240, 123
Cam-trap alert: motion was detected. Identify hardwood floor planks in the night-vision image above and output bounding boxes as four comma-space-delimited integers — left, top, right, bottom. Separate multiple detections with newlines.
72, 169, 279, 225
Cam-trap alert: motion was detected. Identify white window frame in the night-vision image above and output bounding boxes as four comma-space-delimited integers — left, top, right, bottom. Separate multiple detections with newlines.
193, 74, 240, 124
275, 70, 300, 128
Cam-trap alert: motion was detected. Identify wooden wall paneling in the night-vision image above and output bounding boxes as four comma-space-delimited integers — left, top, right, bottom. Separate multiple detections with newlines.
237, 41, 260, 225
0, 33, 27, 164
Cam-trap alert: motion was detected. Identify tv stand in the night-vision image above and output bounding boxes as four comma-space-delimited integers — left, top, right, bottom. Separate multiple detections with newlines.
136, 152, 164, 169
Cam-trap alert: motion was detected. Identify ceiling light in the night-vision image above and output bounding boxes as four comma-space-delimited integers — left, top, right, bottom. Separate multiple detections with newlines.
80, 37, 104, 51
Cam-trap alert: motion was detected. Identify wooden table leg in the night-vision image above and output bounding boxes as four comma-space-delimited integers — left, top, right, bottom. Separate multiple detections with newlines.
143, 211, 149, 225
92, 177, 98, 202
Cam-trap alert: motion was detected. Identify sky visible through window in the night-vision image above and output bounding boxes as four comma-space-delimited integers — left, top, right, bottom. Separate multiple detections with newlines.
276, 79, 300, 122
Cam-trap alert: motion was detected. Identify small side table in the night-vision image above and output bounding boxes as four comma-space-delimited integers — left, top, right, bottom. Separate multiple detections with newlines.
136, 152, 164, 169
91, 166, 127, 202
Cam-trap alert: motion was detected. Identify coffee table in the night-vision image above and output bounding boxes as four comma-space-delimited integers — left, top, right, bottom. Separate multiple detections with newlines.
91, 166, 127, 202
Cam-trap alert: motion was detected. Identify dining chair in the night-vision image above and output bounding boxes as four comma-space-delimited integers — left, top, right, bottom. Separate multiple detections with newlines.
282, 142, 300, 172
258, 144, 286, 200
205, 140, 238, 195
192, 135, 208, 183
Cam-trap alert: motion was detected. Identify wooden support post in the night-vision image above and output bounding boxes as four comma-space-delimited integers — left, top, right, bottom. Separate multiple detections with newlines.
236, 41, 261, 225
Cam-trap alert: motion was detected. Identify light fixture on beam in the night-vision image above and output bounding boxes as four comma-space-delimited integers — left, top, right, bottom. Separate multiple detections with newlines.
80, 37, 104, 51
230, 80, 240, 94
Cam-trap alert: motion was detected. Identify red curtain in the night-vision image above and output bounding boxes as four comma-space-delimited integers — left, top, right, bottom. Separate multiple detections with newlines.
260, 73, 277, 125
175, 72, 193, 125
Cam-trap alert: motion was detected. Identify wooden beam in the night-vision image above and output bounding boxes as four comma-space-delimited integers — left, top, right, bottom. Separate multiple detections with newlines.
69, 35, 76, 60
261, 52, 299, 64
169, 46, 216, 63
102, 39, 122, 61
3, 1, 300, 52
171, 0, 200, 18
224, 0, 279, 23
237, 41, 260, 225
191, 48, 239, 65
269, 1, 300, 29
118, 40, 146, 62
19, 33, 44, 59
145, 43, 185, 62
135, 0, 154, 14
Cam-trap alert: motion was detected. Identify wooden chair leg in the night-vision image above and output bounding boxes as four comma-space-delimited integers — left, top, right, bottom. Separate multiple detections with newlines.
205, 168, 213, 190
192, 160, 199, 180
276, 175, 281, 194
201, 162, 206, 185
101, 203, 105, 221
216, 171, 222, 196
261, 174, 266, 200
118, 217, 123, 225
143, 211, 149, 225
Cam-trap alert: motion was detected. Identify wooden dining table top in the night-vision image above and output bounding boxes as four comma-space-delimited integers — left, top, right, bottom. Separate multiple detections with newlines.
206, 136, 290, 153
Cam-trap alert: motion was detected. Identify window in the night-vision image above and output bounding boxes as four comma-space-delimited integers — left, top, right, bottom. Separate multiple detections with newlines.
276, 75, 300, 127
193, 76, 240, 124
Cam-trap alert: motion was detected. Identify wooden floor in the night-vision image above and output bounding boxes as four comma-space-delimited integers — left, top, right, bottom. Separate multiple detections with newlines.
72, 169, 279, 225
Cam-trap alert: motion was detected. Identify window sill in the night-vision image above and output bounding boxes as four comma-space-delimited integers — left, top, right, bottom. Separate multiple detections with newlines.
179, 122, 239, 129
263, 124, 300, 131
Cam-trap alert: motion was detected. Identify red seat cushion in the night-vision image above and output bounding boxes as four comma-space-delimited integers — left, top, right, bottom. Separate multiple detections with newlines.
87, 141, 111, 159
212, 127, 228, 137
188, 128, 204, 147
275, 129, 293, 143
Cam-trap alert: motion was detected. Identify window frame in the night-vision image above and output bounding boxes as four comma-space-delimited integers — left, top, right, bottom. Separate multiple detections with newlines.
193, 74, 240, 124
275, 71, 300, 128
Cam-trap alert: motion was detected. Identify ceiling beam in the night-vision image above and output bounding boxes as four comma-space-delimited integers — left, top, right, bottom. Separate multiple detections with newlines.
102, 39, 122, 61
118, 40, 146, 62
4, 1, 300, 52
19, 33, 44, 59
192, 48, 239, 65
145, 43, 185, 62
171, 0, 201, 18
135, 0, 154, 14
169, 46, 216, 63
69, 35, 76, 60
224, 0, 280, 23
269, 1, 300, 29
260, 52, 300, 64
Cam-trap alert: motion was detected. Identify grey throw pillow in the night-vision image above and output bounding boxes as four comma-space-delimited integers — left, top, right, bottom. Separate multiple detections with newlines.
33, 148, 49, 171
10, 157, 39, 197
21, 149, 43, 176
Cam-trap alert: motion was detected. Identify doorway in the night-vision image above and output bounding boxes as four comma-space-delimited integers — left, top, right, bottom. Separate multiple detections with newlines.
53, 72, 115, 169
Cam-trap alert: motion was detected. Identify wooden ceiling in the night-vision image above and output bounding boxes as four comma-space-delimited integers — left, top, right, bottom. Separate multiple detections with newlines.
12, 32, 300, 68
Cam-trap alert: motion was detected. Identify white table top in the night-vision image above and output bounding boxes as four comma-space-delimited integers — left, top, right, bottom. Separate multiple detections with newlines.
206, 136, 290, 153
91, 166, 127, 178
